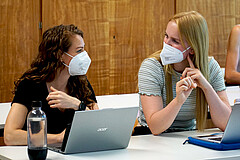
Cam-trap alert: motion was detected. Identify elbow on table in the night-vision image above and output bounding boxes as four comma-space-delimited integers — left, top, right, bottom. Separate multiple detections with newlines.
152, 132, 161, 136
4, 135, 12, 146
4, 131, 17, 146
148, 126, 164, 136
147, 121, 167, 135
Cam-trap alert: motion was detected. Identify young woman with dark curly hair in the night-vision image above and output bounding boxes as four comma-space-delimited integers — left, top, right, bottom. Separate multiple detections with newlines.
4, 24, 98, 145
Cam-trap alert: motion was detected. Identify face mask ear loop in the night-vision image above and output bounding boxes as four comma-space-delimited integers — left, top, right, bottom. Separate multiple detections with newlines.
62, 61, 69, 68
182, 46, 191, 53
61, 52, 73, 68
64, 52, 74, 58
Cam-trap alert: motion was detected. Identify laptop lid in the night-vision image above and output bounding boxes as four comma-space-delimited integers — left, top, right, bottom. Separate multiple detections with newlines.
221, 103, 240, 143
61, 107, 138, 154
192, 103, 240, 144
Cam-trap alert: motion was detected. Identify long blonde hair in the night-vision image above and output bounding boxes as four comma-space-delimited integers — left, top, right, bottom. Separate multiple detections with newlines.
151, 11, 209, 130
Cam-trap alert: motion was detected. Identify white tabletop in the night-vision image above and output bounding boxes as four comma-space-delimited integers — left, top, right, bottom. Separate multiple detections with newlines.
0, 128, 240, 160
0, 103, 11, 125
0, 86, 239, 126
96, 93, 139, 109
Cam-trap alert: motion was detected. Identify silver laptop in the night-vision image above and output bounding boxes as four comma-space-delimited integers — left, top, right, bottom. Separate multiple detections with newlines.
48, 107, 138, 154
193, 103, 240, 144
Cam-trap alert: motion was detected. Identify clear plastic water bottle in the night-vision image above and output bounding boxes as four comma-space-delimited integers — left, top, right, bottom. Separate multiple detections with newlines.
27, 101, 47, 160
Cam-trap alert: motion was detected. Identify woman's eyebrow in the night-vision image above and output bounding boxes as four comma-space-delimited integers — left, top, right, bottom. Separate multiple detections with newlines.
76, 44, 85, 49
76, 46, 84, 49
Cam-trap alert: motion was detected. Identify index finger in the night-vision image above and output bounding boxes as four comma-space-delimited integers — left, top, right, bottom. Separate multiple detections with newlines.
187, 54, 195, 69
50, 86, 58, 92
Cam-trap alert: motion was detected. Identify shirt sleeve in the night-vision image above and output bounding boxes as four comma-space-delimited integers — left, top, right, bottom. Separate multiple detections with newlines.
209, 57, 226, 92
138, 58, 165, 96
12, 79, 33, 111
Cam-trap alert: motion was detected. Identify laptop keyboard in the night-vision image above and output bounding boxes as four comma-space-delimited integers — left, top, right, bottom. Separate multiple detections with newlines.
48, 142, 62, 149
209, 137, 222, 141
53, 145, 62, 150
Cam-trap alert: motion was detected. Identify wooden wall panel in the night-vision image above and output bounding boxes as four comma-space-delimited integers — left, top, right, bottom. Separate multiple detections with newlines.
42, 0, 110, 95
0, 0, 40, 102
236, 0, 240, 25
1, 0, 237, 102
108, 0, 174, 94
176, 0, 236, 67
42, 0, 174, 95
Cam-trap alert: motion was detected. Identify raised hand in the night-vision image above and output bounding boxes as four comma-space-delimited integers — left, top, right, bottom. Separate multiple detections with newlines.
176, 76, 197, 104
182, 55, 209, 90
46, 86, 80, 110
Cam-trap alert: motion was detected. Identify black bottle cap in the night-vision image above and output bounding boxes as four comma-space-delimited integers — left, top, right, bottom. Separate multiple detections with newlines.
32, 101, 42, 107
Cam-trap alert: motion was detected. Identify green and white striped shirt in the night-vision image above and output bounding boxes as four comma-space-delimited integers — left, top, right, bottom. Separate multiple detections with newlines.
138, 56, 226, 130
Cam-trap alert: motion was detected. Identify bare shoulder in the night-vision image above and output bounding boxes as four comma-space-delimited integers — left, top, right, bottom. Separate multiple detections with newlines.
231, 25, 240, 35
228, 25, 240, 47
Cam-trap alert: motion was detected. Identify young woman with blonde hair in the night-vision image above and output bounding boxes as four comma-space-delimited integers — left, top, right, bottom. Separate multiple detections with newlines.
138, 11, 231, 135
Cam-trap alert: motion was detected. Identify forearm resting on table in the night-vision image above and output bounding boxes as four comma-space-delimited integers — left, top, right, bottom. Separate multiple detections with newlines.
4, 129, 27, 146
4, 129, 64, 146
146, 98, 183, 135
203, 85, 232, 131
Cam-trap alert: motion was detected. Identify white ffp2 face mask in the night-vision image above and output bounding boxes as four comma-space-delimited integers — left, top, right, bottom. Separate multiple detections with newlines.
63, 51, 91, 76
160, 42, 190, 65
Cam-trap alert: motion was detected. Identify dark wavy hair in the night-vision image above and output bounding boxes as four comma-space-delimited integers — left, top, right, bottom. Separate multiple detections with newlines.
14, 24, 93, 103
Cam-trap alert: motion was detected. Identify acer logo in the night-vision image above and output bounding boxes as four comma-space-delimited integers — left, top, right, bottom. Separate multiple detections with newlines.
97, 128, 108, 132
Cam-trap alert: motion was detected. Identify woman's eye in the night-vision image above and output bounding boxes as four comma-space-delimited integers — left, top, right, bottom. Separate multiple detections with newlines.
173, 39, 179, 44
77, 49, 83, 53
